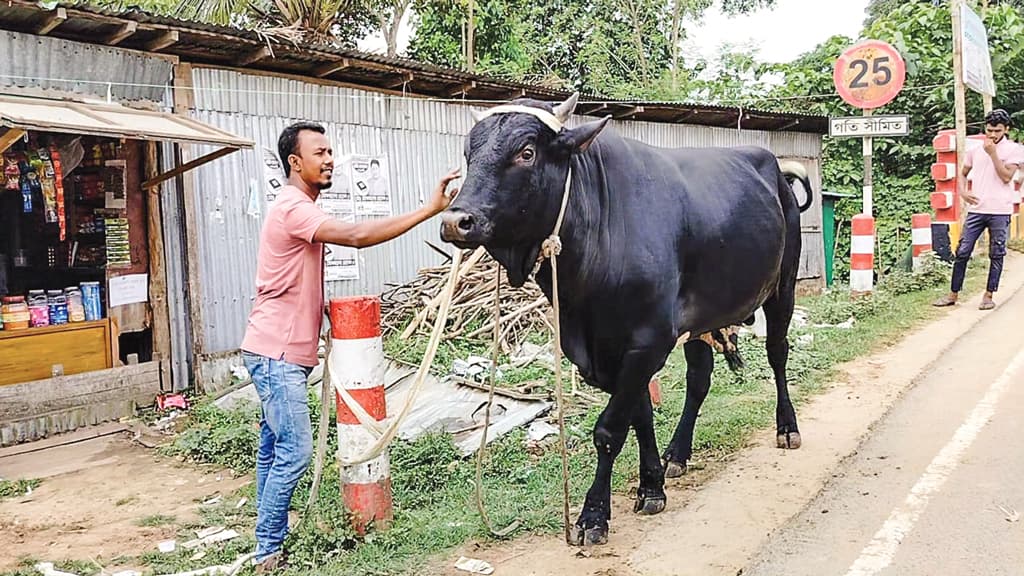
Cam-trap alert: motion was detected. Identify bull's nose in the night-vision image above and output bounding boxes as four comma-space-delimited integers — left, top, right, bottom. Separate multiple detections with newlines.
440, 210, 476, 242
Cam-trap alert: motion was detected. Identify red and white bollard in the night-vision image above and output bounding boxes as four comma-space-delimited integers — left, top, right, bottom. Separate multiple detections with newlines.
911, 213, 933, 271
329, 296, 393, 535
850, 214, 875, 293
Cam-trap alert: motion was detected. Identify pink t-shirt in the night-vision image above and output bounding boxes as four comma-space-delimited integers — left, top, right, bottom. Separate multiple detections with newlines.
965, 137, 1024, 215
241, 185, 330, 367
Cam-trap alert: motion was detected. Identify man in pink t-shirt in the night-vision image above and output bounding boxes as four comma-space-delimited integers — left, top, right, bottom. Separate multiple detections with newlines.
934, 109, 1024, 310
240, 121, 460, 571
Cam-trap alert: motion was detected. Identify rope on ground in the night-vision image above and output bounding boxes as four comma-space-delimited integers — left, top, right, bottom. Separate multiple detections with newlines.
329, 250, 467, 467
473, 265, 523, 538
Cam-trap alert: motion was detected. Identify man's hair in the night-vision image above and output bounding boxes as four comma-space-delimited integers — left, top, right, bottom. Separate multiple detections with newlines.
278, 122, 326, 177
370, 159, 380, 167
985, 108, 1012, 128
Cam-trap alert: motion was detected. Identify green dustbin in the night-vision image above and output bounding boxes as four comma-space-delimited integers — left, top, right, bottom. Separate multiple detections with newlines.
821, 190, 854, 287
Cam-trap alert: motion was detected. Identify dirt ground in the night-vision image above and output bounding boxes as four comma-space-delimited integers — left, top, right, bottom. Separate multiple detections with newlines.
0, 432, 249, 571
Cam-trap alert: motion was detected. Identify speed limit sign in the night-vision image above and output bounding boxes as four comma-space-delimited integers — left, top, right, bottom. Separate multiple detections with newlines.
833, 40, 906, 110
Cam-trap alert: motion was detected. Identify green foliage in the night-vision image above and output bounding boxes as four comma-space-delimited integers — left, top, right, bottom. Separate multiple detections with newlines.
0, 479, 40, 500
161, 400, 260, 472
408, 0, 772, 95
135, 514, 177, 527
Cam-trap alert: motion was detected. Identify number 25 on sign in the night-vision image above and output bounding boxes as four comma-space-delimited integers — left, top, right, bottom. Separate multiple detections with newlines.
833, 40, 906, 110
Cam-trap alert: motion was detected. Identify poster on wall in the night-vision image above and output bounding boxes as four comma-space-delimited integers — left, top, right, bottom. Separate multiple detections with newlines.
262, 147, 286, 205
349, 154, 393, 217
104, 159, 127, 209
319, 155, 359, 280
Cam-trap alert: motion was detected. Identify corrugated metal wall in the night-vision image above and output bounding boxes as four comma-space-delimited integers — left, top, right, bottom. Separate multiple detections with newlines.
0, 31, 173, 102
187, 68, 824, 355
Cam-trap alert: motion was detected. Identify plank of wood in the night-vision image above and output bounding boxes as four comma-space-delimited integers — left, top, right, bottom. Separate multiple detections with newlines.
34, 7, 66, 35
0, 422, 129, 459
141, 146, 237, 190
145, 141, 172, 390
0, 362, 159, 419
0, 128, 26, 155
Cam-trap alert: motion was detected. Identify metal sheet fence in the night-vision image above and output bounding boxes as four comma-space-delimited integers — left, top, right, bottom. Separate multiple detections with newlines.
188, 68, 823, 354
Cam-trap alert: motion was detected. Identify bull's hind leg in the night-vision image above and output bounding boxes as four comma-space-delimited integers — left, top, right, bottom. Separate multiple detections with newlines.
763, 291, 801, 449
632, 388, 666, 515
661, 339, 714, 478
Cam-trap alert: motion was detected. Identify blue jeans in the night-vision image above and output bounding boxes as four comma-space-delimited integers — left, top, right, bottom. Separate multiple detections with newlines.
242, 351, 314, 562
951, 212, 1011, 293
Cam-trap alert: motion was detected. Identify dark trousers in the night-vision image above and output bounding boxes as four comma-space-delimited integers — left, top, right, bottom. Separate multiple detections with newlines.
951, 212, 1011, 293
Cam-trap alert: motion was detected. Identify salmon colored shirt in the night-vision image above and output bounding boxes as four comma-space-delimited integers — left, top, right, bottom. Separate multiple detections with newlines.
965, 137, 1024, 216
241, 185, 330, 367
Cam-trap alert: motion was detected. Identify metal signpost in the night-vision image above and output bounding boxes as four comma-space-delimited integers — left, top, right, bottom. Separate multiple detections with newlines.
832, 40, 908, 293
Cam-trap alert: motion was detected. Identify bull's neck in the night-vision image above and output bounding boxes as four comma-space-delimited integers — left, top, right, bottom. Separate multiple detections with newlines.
535, 149, 607, 300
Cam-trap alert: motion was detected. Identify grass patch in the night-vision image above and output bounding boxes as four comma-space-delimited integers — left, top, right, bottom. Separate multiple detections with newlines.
134, 514, 177, 528
50, 255, 986, 576
0, 479, 40, 500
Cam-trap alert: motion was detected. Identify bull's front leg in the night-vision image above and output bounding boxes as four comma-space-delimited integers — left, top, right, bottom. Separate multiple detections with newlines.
570, 347, 671, 546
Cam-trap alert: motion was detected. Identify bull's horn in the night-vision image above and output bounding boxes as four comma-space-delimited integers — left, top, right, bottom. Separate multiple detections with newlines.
471, 108, 486, 123
552, 93, 580, 123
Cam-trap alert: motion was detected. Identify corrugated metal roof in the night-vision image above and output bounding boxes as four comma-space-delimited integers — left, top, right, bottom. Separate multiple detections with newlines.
0, 0, 828, 133
0, 93, 254, 147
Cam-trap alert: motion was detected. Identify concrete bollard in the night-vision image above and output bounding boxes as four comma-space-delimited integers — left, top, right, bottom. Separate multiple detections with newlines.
850, 214, 875, 294
911, 213, 933, 272
329, 296, 393, 535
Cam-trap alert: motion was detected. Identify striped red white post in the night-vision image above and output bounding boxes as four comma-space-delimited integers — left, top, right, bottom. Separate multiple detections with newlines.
329, 296, 393, 535
850, 214, 875, 293
911, 213, 933, 271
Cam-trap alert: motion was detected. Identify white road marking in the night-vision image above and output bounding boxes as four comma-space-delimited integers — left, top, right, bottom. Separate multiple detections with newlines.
844, 345, 1024, 576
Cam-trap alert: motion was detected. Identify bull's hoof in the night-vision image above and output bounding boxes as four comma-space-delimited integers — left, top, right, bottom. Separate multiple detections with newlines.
634, 494, 666, 515
568, 524, 609, 546
664, 460, 687, 478
777, 432, 802, 450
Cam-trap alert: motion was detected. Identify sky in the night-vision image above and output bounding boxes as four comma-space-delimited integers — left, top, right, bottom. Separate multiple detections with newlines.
358, 0, 873, 66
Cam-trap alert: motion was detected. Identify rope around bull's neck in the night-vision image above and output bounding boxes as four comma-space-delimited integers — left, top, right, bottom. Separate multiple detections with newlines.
475, 167, 574, 542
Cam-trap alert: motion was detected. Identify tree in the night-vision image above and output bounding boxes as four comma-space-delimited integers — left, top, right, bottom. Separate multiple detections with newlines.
408, 0, 775, 96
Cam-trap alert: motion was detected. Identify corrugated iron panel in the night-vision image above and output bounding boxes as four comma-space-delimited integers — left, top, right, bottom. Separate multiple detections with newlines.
0, 31, 172, 102
188, 69, 824, 354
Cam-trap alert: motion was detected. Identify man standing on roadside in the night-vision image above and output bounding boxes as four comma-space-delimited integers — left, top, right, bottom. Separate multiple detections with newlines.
934, 109, 1024, 310
240, 121, 461, 572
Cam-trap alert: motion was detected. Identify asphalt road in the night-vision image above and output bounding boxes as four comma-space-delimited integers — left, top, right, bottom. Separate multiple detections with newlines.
743, 286, 1024, 576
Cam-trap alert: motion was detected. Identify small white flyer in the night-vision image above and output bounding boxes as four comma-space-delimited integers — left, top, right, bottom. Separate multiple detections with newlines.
108, 273, 149, 308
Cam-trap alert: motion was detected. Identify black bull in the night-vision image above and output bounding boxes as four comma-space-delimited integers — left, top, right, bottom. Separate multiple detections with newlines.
440, 95, 814, 546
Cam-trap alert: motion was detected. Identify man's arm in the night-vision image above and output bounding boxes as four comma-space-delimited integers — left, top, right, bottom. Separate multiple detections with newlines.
313, 168, 461, 249
984, 139, 1019, 183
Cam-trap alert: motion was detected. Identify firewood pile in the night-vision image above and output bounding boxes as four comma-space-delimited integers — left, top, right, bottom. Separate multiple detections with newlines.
381, 247, 553, 353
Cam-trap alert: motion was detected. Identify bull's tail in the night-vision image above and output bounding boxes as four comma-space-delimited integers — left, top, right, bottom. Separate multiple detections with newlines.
778, 160, 814, 213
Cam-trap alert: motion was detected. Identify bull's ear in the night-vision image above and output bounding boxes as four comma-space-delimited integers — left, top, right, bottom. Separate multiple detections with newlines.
556, 116, 610, 154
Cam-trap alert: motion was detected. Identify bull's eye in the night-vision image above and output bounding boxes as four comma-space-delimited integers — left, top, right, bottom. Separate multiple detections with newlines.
517, 145, 536, 165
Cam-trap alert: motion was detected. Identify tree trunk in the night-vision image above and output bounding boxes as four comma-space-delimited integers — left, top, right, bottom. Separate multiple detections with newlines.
467, 0, 476, 72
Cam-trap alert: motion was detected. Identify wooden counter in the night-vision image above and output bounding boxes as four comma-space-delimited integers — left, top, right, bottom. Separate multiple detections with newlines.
0, 319, 113, 386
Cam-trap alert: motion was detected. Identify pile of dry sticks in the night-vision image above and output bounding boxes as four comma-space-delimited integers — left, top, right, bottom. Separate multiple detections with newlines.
381, 247, 553, 353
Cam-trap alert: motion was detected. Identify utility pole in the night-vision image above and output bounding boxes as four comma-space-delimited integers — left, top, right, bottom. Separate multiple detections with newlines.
466, 0, 476, 72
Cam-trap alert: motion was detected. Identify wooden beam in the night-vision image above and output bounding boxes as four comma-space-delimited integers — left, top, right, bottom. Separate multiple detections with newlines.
103, 21, 138, 46
674, 110, 697, 122
142, 146, 239, 190
34, 7, 66, 35
778, 119, 800, 130
580, 103, 609, 115
612, 106, 643, 120
145, 141, 172, 390
237, 46, 272, 67
314, 58, 351, 77
386, 72, 415, 89
145, 30, 179, 52
445, 81, 477, 97
0, 129, 26, 155
504, 88, 527, 100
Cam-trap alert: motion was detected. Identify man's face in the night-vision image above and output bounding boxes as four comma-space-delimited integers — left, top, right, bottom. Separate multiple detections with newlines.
290, 130, 334, 190
985, 123, 1007, 144
370, 163, 381, 179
